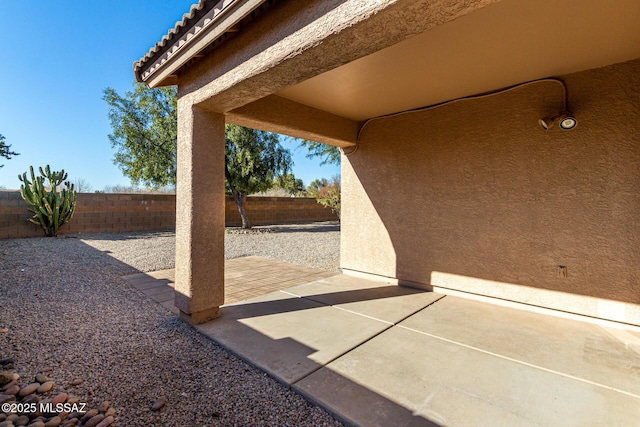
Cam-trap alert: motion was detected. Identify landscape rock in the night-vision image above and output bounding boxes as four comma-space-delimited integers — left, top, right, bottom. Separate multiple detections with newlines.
151, 396, 165, 411
79, 410, 97, 424
94, 416, 114, 427
34, 375, 48, 385
18, 384, 39, 398
12, 415, 28, 427
0, 395, 15, 405
43, 417, 61, 427
0, 373, 12, 387
83, 414, 104, 427
50, 393, 67, 406
36, 382, 54, 394
3, 386, 19, 397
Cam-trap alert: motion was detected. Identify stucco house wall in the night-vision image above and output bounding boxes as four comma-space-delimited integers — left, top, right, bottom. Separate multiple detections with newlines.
342, 58, 640, 324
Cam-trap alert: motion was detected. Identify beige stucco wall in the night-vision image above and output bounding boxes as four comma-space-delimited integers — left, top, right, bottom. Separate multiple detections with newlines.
342, 59, 640, 325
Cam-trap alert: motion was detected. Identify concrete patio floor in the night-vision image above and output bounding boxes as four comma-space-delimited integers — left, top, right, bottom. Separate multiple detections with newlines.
124, 258, 640, 427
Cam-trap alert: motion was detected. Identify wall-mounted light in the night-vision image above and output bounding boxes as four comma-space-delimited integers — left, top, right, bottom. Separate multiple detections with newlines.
539, 79, 577, 131
357, 78, 578, 141
538, 111, 577, 131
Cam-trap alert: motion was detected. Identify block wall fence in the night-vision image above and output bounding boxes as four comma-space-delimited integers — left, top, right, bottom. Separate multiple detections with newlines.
0, 191, 337, 239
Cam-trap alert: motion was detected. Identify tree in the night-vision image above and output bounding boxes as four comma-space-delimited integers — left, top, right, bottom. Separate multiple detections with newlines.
311, 175, 341, 219
103, 84, 177, 188
306, 177, 329, 198
275, 173, 304, 196
0, 134, 19, 168
104, 84, 294, 227
225, 124, 292, 228
299, 140, 341, 165
73, 178, 93, 193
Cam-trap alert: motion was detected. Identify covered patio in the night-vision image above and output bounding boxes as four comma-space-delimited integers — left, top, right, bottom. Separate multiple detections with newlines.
133, 0, 640, 424
125, 255, 640, 426
135, 0, 640, 327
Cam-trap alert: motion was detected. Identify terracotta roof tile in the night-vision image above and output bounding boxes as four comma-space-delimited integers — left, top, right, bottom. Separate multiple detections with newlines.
134, 0, 237, 81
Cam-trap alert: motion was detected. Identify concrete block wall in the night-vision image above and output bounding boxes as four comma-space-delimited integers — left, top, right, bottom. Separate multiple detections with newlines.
0, 192, 337, 238
225, 196, 338, 227
0, 191, 176, 239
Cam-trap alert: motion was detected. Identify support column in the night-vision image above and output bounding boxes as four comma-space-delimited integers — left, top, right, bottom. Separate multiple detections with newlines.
174, 99, 225, 324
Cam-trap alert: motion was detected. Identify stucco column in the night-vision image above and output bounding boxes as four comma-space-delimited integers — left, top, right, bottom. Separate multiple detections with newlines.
174, 99, 225, 324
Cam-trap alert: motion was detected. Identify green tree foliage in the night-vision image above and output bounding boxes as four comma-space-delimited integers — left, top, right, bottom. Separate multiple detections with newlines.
275, 173, 305, 196
104, 84, 294, 227
299, 140, 341, 166
0, 134, 19, 168
225, 124, 292, 228
103, 84, 177, 188
306, 177, 329, 198
18, 165, 77, 237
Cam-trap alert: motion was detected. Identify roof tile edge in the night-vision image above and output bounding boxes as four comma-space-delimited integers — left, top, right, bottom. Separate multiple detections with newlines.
133, 0, 237, 81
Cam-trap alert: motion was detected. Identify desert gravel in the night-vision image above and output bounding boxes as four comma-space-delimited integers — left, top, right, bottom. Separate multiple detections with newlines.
0, 222, 342, 426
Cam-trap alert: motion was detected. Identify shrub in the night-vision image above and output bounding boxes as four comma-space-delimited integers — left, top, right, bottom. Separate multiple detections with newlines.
315, 176, 340, 219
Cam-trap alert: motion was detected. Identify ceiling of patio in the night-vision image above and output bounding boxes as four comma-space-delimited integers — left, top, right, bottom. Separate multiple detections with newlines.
276, 0, 640, 121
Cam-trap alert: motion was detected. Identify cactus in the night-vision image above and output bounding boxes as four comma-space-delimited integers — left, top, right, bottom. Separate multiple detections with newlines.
18, 165, 77, 237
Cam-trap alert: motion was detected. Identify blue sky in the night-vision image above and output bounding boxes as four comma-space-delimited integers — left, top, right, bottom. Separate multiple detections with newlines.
0, 1, 339, 191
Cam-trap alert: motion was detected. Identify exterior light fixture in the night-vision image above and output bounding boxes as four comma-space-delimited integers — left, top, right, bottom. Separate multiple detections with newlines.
357, 78, 578, 141
539, 111, 577, 131
539, 79, 577, 131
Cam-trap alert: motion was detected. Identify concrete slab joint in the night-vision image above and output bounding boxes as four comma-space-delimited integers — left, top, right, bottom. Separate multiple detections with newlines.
174, 100, 226, 324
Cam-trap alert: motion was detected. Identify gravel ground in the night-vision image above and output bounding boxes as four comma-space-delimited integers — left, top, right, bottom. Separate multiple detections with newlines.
0, 222, 342, 426
80, 222, 340, 273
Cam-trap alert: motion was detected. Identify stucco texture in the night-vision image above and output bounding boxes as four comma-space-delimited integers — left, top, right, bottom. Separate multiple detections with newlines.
341, 59, 640, 324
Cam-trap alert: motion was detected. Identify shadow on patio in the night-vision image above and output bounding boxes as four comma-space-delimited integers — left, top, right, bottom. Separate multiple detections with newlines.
123, 257, 640, 427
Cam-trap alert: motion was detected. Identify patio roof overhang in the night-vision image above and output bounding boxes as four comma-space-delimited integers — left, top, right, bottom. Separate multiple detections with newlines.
135, 0, 640, 147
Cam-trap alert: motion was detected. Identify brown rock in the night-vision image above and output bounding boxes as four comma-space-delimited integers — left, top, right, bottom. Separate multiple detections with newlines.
18, 383, 39, 397
151, 396, 165, 411
83, 415, 104, 427
36, 382, 54, 394
34, 375, 48, 384
0, 394, 15, 404
79, 410, 98, 424
0, 372, 12, 387
0, 329, 8, 333
65, 397, 78, 405
10, 374, 18, 382
104, 407, 115, 417
1, 381, 17, 392
94, 416, 114, 427
62, 419, 78, 426
37, 368, 52, 374
66, 412, 82, 420
68, 380, 82, 387
43, 416, 61, 427
3, 385, 19, 396
12, 415, 28, 426
27, 422, 45, 427
0, 414, 4, 422
51, 393, 67, 405
20, 394, 38, 405
0, 420, 14, 427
